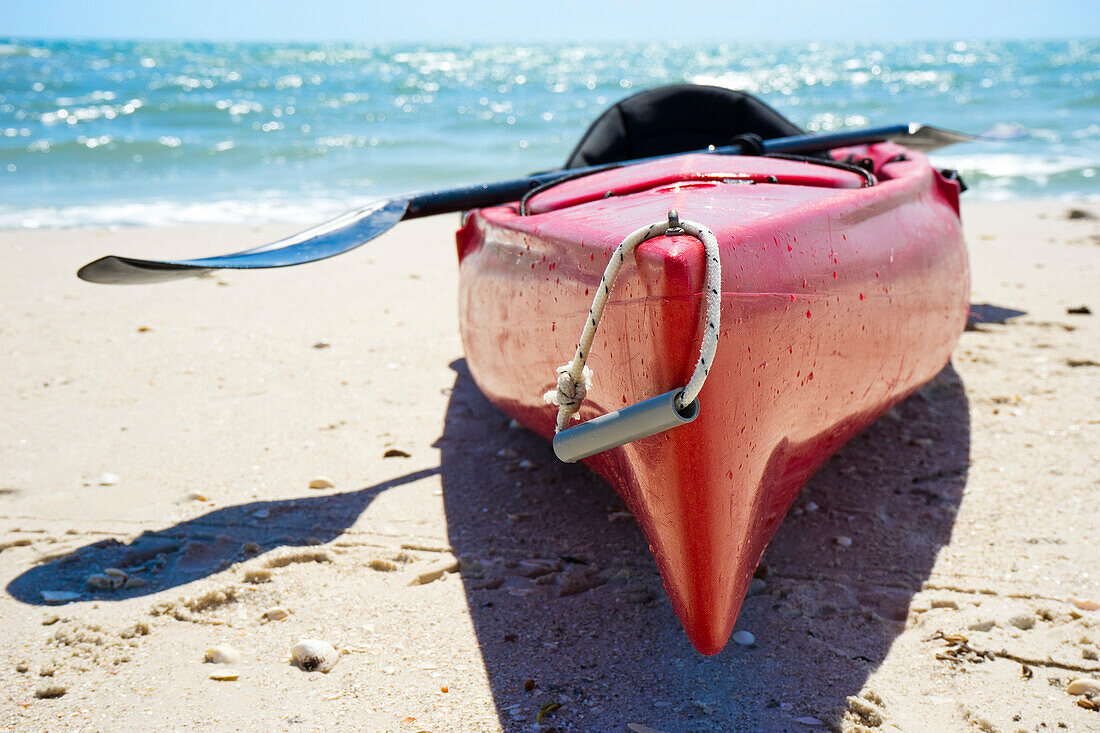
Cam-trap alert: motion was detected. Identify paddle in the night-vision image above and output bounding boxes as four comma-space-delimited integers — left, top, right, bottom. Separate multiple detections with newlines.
77, 123, 1018, 284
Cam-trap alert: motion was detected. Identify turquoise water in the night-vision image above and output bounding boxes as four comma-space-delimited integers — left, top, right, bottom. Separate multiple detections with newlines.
1, 38, 1096, 228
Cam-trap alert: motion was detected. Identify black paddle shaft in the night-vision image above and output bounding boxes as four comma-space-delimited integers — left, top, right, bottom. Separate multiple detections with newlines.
83, 122, 1011, 284
402, 123, 915, 219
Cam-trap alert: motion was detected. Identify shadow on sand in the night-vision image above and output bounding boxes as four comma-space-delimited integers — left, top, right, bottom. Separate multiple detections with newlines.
6, 469, 439, 604
438, 358, 970, 731
10, 351, 970, 730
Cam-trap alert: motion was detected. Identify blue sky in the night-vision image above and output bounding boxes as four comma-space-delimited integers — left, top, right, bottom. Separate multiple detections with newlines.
2, 0, 1097, 43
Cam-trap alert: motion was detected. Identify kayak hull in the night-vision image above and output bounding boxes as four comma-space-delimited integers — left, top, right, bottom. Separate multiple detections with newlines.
455, 144, 968, 654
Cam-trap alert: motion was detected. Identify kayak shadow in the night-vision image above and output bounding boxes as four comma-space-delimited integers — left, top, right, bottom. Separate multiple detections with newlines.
6, 469, 438, 605
440, 358, 969, 731
967, 303, 1027, 326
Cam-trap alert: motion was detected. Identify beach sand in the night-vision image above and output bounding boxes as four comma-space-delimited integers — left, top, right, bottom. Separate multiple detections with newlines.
1, 201, 1097, 731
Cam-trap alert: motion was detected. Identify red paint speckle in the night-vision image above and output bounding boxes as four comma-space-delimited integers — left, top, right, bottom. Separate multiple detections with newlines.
859, 292, 865, 300
807, 371, 814, 380
832, 271, 838, 279
806, 310, 812, 318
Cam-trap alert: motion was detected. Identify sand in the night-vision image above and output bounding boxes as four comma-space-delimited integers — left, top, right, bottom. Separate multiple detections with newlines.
0, 201, 1097, 732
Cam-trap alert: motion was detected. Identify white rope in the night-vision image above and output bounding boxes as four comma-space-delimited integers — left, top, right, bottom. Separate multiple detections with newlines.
544, 210, 722, 433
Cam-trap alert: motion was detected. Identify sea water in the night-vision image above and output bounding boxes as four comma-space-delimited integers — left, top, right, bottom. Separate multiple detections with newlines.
0, 38, 1096, 228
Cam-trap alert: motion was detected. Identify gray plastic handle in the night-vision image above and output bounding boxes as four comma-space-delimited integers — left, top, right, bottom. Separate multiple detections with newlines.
552, 389, 700, 463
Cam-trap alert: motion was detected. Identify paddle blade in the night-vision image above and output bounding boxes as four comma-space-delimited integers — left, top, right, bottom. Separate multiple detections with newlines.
77, 198, 409, 284
891, 123, 1028, 153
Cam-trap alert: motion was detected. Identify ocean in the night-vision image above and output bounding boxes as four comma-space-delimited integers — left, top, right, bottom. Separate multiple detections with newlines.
1, 38, 1096, 229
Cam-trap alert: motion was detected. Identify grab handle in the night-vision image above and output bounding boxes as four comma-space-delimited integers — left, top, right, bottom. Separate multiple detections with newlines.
552, 389, 700, 463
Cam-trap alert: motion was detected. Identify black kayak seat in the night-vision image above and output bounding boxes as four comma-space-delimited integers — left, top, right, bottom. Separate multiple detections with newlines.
563, 84, 807, 169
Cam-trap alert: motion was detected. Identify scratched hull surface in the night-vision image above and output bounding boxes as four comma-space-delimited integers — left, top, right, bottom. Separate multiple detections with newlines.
455, 144, 969, 653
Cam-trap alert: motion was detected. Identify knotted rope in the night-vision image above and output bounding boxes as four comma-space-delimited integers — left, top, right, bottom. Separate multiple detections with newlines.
545, 210, 722, 432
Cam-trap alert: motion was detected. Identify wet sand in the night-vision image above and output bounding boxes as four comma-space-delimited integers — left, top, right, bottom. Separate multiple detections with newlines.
1, 201, 1098, 731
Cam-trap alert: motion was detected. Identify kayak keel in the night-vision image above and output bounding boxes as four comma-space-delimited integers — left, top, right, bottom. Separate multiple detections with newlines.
553, 389, 700, 463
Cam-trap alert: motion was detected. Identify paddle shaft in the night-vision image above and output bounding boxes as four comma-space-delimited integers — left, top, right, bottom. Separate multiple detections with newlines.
403, 123, 912, 219
78, 122, 950, 283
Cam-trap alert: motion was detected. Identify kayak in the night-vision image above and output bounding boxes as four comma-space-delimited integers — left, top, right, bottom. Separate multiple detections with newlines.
455, 139, 969, 653
73, 83, 973, 654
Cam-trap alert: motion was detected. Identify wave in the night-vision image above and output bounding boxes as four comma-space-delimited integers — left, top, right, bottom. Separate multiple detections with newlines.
3, 156, 1095, 230
0, 195, 368, 230
932, 152, 1098, 179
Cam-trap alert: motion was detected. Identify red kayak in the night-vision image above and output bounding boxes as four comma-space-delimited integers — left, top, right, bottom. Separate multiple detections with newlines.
73, 83, 971, 654
456, 140, 968, 653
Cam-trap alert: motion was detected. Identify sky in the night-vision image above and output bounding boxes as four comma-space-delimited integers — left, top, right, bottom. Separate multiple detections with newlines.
2, 0, 1097, 44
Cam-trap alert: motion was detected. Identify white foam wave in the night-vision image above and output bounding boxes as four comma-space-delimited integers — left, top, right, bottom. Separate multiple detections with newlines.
931, 152, 1099, 179
0, 195, 369, 230
3, 151, 1097, 229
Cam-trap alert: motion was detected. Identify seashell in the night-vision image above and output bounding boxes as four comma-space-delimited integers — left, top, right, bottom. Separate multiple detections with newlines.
834, 536, 853, 547
41, 590, 81, 604
205, 645, 242, 664
1067, 678, 1100, 696
308, 476, 335, 489
97, 472, 119, 486
732, 630, 755, 646
209, 670, 239, 681
261, 607, 290, 623
291, 639, 339, 673
104, 568, 127, 589
516, 559, 559, 578
86, 574, 113, 591
1069, 597, 1100, 612
967, 619, 995, 632
793, 716, 825, 726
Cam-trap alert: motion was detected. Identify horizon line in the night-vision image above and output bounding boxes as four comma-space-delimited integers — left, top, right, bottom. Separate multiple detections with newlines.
4, 34, 1098, 46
